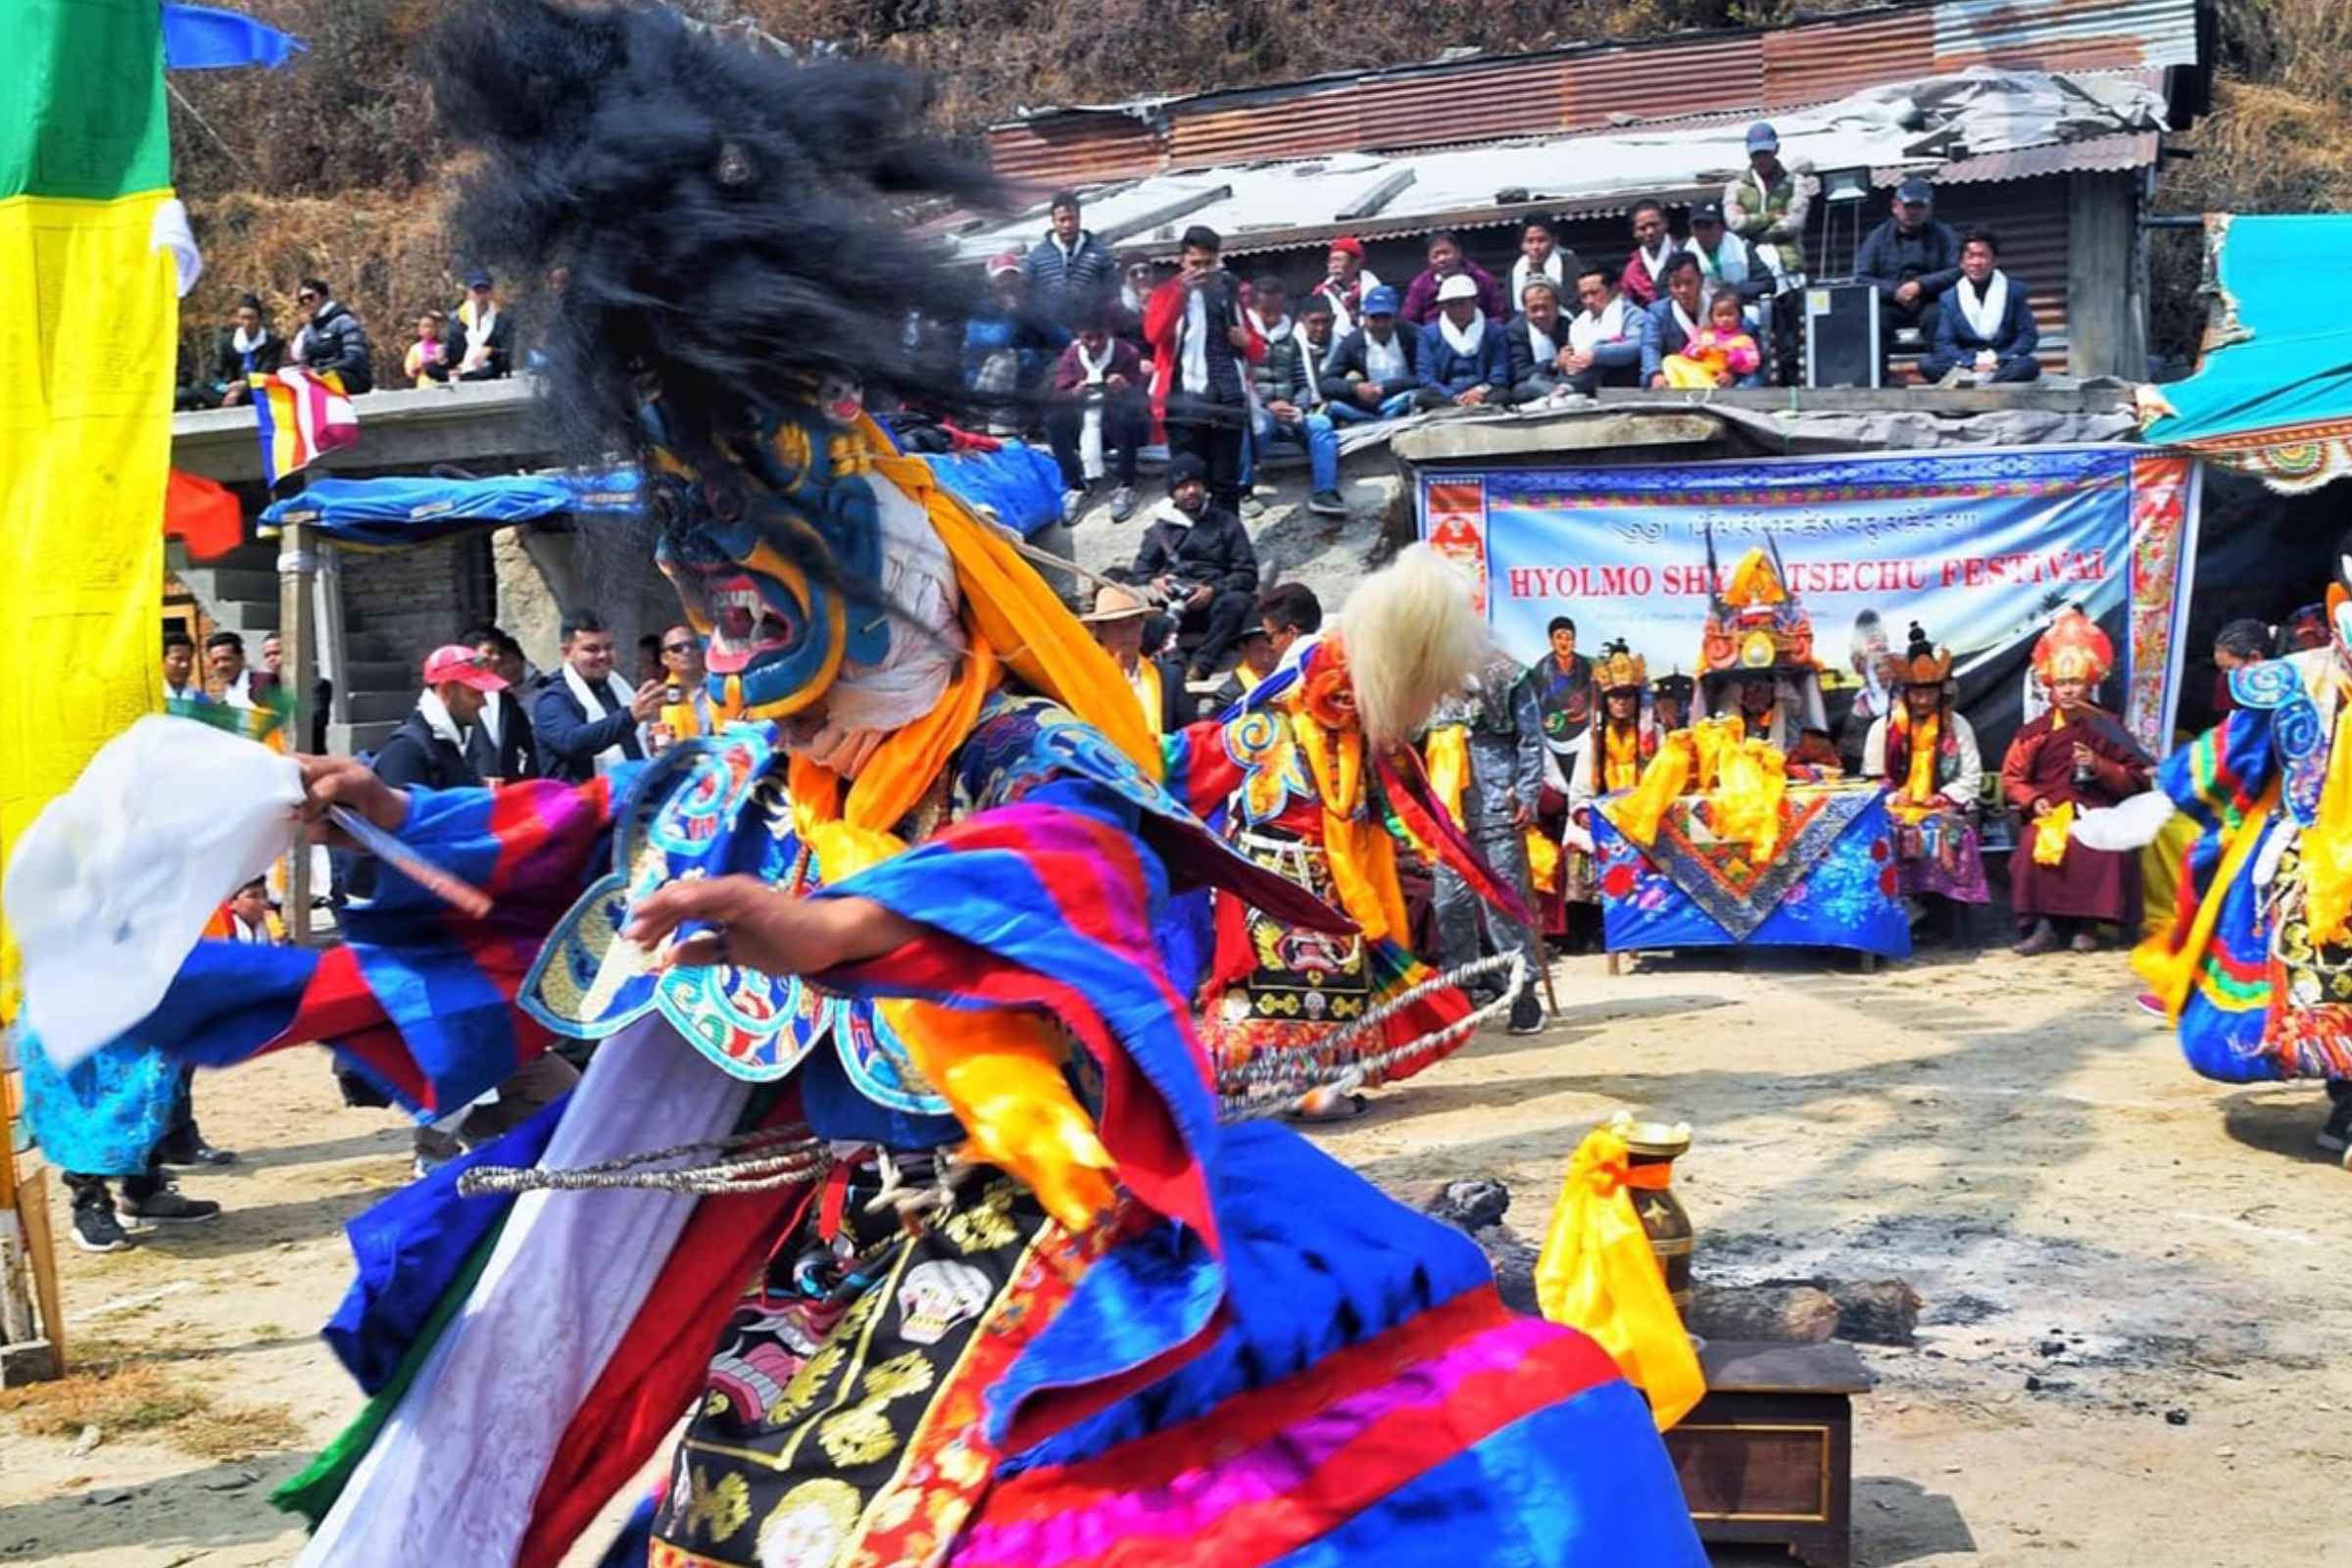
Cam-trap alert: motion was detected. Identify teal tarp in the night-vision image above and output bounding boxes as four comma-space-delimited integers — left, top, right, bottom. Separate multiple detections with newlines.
2144, 216, 2352, 485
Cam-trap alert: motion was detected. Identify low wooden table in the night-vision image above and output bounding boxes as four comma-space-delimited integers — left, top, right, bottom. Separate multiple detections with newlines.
1665, 1340, 1869, 1568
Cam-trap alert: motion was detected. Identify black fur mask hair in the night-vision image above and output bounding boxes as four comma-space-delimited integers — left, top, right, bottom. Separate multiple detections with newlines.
432, 0, 1002, 466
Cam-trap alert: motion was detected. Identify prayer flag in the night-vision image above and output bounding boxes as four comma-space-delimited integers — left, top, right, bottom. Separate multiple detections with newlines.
249, 366, 359, 484
0, 1, 179, 1018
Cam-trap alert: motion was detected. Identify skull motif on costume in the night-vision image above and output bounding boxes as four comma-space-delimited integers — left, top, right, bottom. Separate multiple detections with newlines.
897, 1258, 992, 1346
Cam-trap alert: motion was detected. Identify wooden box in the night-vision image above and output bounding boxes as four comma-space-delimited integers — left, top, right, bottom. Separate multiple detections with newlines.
1665, 1340, 1868, 1568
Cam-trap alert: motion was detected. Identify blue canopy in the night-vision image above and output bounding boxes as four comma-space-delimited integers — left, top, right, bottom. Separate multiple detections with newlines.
255, 444, 1068, 548
163, 4, 305, 69
258, 469, 642, 548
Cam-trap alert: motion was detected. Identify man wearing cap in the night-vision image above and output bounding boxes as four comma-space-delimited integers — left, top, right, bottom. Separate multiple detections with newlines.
1319, 284, 1421, 422
1241, 275, 1348, 518
374, 645, 511, 793
1686, 201, 1767, 300
1021, 189, 1117, 329
964, 252, 1069, 408
1399, 230, 1504, 328
1857, 178, 1964, 360
1128, 453, 1260, 681
1723, 122, 1812, 281
1082, 583, 1189, 737
1416, 272, 1509, 409
450, 270, 514, 380
1311, 236, 1384, 337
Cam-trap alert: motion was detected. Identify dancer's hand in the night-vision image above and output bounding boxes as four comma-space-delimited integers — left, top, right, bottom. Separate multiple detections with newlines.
623, 875, 917, 976
294, 754, 408, 849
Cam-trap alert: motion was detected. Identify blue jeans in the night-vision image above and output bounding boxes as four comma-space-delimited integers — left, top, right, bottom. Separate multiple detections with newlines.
1242, 407, 1339, 492
1325, 390, 1417, 424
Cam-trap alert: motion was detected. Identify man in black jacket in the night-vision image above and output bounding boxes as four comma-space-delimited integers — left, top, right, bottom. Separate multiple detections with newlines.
461, 622, 540, 780
1318, 284, 1420, 424
371, 644, 510, 792
1502, 276, 1578, 405
209, 293, 284, 405
289, 275, 374, 394
531, 612, 662, 782
1021, 189, 1118, 330
1856, 178, 1963, 363
1129, 454, 1260, 681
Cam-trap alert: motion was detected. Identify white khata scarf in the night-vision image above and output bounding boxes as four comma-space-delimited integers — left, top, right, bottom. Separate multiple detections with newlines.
560, 661, 637, 771
231, 324, 263, 355
1363, 329, 1407, 384
1437, 309, 1488, 359
1670, 299, 1701, 346
417, 687, 470, 753
1074, 335, 1114, 480
460, 297, 500, 367
1510, 252, 1566, 310
1569, 296, 1629, 353
1525, 317, 1558, 368
1957, 270, 2011, 344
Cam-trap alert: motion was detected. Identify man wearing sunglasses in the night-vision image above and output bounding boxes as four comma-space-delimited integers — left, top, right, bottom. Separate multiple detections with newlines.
287, 275, 376, 394
655, 622, 716, 744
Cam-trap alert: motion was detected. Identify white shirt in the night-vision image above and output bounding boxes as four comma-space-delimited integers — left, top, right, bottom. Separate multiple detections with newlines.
1363, 329, 1408, 384
219, 669, 256, 710
1568, 296, 1632, 354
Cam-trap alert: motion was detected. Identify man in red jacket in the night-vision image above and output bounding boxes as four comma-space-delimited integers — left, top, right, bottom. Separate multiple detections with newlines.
1046, 307, 1150, 522
1146, 224, 1261, 515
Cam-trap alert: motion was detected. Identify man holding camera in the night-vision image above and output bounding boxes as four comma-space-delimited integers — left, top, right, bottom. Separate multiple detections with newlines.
1128, 453, 1260, 682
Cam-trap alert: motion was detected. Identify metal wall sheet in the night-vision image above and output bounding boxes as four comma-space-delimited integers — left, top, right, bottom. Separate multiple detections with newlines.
1564, 35, 1765, 131
1352, 56, 1573, 153
987, 117, 1162, 185
1932, 0, 2198, 72
1763, 10, 1936, 109
1878, 130, 2157, 185
1167, 82, 1366, 169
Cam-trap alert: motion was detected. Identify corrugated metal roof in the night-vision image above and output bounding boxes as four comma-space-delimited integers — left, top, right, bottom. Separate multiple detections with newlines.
1168, 80, 1363, 170
1355, 55, 1571, 152
1932, 0, 2198, 73
1879, 128, 2158, 185
1763, 9, 1935, 109
1566, 35, 1764, 131
988, 115, 1161, 186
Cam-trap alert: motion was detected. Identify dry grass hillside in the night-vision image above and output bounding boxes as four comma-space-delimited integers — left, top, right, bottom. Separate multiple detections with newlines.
167, 0, 2338, 374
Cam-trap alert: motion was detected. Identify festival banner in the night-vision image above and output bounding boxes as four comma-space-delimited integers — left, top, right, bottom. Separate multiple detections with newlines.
1418, 445, 2196, 762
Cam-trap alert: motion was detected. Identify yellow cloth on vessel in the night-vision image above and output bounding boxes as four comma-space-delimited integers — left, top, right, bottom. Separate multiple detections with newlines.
1690, 714, 1743, 793
1608, 731, 1695, 851
1534, 1125, 1704, 1431
1526, 829, 1560, 894
1712, 739, 1788, 861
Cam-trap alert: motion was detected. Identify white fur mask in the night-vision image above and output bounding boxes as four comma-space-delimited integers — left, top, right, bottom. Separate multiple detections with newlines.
823, 471, 967, 733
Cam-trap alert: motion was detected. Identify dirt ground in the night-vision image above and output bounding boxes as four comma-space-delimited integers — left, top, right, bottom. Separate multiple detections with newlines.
4, 937, 2349, 1566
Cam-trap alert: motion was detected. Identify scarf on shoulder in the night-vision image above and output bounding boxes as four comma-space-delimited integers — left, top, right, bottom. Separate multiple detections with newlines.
1957, 270, 2010, 344
560, 661, 637, 770
1438, 308, 1488, 360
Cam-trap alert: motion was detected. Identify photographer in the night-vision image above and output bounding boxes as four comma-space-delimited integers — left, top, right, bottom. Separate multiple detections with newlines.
1128, 454, 1260, 681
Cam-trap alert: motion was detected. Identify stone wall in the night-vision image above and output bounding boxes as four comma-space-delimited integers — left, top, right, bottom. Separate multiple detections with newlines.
338, 533, 492, 664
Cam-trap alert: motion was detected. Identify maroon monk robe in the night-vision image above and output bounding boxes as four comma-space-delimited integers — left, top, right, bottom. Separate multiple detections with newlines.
2000, 707, 2152, 924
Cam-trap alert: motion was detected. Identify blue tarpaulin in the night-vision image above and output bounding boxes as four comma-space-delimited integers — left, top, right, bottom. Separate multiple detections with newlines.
258, 469, 642, 548
255, 445, 1068, 548
163, 3, 306, 69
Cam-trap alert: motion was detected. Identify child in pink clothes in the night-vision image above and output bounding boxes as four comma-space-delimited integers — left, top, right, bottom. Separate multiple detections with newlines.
1662, 288, 1762, 389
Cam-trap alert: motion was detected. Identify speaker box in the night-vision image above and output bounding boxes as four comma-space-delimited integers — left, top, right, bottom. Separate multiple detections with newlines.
1803, 283, 1881, 389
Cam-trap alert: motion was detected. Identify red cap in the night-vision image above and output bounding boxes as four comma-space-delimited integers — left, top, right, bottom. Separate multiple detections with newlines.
987, 251, 1023, 277
1330, 235, 1366, 260
422, 644, 508, 692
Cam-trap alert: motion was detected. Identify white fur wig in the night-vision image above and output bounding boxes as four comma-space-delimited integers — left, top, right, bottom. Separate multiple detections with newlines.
1338, 543, 1487, 749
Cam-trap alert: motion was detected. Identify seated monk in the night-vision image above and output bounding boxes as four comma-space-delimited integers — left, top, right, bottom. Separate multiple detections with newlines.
2002, 609, 2153, 955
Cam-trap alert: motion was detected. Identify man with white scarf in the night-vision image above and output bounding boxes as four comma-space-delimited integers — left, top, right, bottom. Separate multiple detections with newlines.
451, 269, 515, 380
1639, 252, 1710, 389
1507, 219, 1577, 321
1503, 276, 1579, 404
530, 612, 661, 782
1561, 264, 1643, 394
1414, 272, 1508, 410
1922, 228, 2041, 386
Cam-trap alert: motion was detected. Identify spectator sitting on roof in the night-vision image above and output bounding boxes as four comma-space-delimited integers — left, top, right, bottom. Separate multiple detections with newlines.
1642, 252, 1759, 389
1416, 273, 1508, 410
1724, 122, 1812, 281
1312, 235, 1383, 337
1046, 304, 1149, 524
1240, 276, 1348, 518
1320, 283, 1421, 423
406, 309, 452, 388
1923, 228, 2040, 386
1510, 219, 1578, 320
1686, 201, 1772, 306
1022, 188, 1117, 329
962, 251, 1071, 419
1561, 263, 1644, 394
1400, 230, 1504, 328
210, 292, 284, 406
1659, 286, 1763, 390
1618, 200, 1682, 309
288, 275, 373, 394
1503, 276, 1580, 405
1295, 294, 1340, 413
451, 270, 515, 380
1857, 177, 1964, 359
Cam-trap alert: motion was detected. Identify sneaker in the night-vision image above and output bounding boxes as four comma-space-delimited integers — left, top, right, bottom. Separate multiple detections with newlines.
2134, 992, 2167, 1020
1240, 494, 1266, 519
2318, 1097, 2352, 1154
1936, 367, 1972, 389
1307, 489, 1348, 517
71, 1195, 134, 1254
117, 1186, 221, 1227
156, 1131, 236, 1167
1059, 487, 1087, 522
1108, 485, 1137, 522
1507, 991, 1544, 1036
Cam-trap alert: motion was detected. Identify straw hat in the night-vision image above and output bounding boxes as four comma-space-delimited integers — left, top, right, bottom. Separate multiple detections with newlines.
1080, 583, 1154, 623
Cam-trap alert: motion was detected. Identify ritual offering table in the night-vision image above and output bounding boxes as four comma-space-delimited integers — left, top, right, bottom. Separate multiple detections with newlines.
1592, 783, 1909, 970
1667, 1339, 1870, 1568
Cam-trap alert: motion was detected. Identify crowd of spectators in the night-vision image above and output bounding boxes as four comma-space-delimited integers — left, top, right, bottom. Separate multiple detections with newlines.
182, 268, 525, 410
957, 147, 2038, 519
